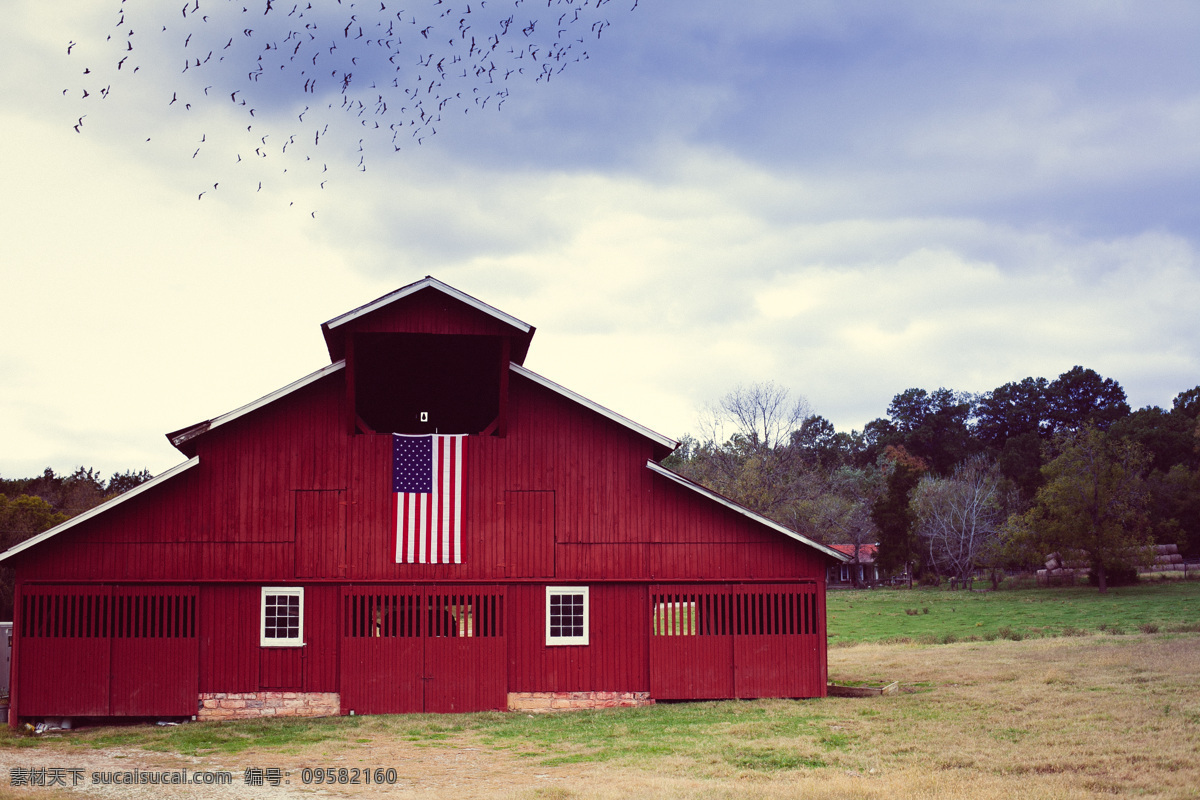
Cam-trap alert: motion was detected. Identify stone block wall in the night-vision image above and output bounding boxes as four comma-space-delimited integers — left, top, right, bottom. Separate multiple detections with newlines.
197, 692, 340, 721
507, 691, 654, 713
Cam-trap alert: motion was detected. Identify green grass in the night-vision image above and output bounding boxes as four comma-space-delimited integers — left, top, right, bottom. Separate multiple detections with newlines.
470, 699, 839, 769
826, 578, 1200, 646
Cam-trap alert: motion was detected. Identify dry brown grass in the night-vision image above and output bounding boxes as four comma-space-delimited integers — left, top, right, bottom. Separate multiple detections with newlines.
499, 635, 1200, 799
2, 634, 1197, 799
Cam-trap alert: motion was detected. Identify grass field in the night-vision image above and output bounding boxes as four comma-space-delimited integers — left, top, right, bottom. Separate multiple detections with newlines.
827, 578, 1200, 645
2, 581, 1199, 799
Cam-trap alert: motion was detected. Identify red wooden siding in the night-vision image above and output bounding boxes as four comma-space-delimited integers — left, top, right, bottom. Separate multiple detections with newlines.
110, 586, 199, 716
303, 585, 340, 691
333, 289, 525, 341
505, 490, 555, 578
507, 584, 648, 693
17, 585, 197, 717
199, 585, 259, 692
295, 490, 347, 579
13, 372, 828, 587
196, 584, 339, 695
730, 583, 824, 698
259, 648, 304, 690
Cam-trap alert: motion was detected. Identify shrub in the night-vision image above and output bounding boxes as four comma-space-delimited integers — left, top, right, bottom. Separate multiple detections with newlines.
1138, 623, 1160, 634
997, 626, 1024, 641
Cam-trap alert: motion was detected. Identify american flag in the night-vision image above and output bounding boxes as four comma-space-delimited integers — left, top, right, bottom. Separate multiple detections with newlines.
393, 434, 465, 564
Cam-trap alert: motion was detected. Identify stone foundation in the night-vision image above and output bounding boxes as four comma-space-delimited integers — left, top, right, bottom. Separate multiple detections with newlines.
197, 692, 340, 721
507, 691, 654, 712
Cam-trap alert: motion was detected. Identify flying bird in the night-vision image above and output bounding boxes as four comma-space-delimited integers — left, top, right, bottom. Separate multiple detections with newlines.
66, 0, 633, 197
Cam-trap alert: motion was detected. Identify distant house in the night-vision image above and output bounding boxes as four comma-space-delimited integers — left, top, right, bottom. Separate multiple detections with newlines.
2, 277, 849, 723
827, 544, 881, 587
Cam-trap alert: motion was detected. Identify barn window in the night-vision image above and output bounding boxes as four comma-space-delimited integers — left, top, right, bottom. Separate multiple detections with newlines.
261, 587, 304, 647
545, 586, 588, 646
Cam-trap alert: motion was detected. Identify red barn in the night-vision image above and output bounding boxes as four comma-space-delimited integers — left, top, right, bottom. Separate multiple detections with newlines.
2, 277, 847, 722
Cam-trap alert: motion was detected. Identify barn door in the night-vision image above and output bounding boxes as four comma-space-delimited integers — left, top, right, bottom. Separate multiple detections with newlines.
424, 587, 506, 712
339, 585, 506, 714
110, 586, 199, 716
732, 583, 823, 699
649, 585, 733, 700
649, 583, 824, 701
18, 586, 113, 716
340, 586, 425, 714
17, 585, 199, 718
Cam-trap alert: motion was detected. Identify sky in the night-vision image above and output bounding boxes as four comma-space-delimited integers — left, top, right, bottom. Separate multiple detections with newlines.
3, 0, 1200, 481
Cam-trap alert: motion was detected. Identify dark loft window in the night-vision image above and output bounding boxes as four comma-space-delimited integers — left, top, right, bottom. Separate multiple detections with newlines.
354, 332, 502, 434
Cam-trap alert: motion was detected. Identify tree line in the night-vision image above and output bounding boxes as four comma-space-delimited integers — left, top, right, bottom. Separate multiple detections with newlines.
664, 368, 1200, 592
0, 467, 152, 617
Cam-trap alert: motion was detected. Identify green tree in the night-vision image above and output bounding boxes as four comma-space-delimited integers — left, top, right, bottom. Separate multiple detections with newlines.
1017, 427, 1152, 593
869, 388, 976, 475
871, 447, 926, 584
1045, 366, 1130, 434
0, 494, 69, 619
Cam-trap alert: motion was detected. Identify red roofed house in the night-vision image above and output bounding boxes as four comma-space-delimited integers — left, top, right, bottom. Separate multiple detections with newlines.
2, 277, 848, 723
828, 544, 883, 587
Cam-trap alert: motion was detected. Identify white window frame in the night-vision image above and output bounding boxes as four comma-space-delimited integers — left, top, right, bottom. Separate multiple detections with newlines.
545, 586, 589, 646
260, 587, 305, 647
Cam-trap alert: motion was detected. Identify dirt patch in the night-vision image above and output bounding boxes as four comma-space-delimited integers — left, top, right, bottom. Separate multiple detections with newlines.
0, 730, 628, 800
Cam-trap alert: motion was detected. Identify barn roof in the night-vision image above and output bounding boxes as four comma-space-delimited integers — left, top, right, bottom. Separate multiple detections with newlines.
646, 461, 851, 562
320, 276, 536, 363
5, 279, 835, 566
0, 457, 200, 563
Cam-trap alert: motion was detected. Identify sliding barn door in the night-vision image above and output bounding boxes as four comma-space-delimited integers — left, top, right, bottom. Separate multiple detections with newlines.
339, 585, 506, 714
649, 585, 733, 699
17, 584, 199, 717
649, 582, 824, 700
731, 583, 823, 699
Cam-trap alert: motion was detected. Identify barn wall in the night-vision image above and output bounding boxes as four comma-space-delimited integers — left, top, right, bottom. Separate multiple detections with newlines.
507, 583, 649, 693
15, 372, 829, 585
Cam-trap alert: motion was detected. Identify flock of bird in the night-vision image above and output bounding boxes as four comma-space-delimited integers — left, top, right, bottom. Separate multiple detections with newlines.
66, 0, 634, 205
